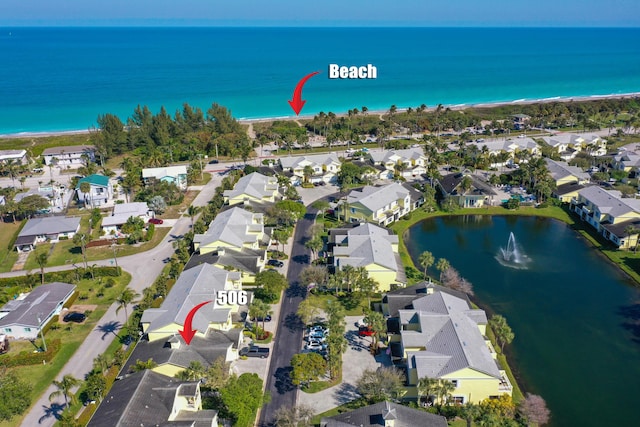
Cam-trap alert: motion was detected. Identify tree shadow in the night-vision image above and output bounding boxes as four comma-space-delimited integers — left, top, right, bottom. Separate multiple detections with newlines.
282, 312, 305, 333
618, 302, 640, 345
274, 366, 295, 394
38, 402, 66, 423
345, 330, 368, 352
96, 320, 123, 340
285, 283, 307, 299
333, 382, 360, 405
292, 254, 310, 265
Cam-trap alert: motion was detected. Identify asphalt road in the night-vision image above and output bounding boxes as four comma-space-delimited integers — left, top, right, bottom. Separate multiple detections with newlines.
258, 207, 317, 427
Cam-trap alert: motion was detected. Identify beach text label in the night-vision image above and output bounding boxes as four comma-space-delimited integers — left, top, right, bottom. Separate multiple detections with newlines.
328, 64, 377, 79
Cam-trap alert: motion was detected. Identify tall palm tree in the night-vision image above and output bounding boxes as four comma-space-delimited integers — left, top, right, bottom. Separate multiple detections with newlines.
249, 299, 272, 332
418, 251, 435, 279
186, 205, 202, 228
417, 376, 439, 406
437, 379, 456, 408
116, 287, 140, 326
36, 252, 48, 284
49, 374, 81, 408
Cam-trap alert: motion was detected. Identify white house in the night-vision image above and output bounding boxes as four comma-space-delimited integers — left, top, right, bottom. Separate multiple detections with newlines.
279, 153, 341, 184
368, 148, 428, 179
0, 283, 76, 340
42, 145, 95, 166
14, 216, 81, 252
142, 165, 188, 190
76, 174, 113, 207
101, 202, 153, 237
0, 149, 28, 165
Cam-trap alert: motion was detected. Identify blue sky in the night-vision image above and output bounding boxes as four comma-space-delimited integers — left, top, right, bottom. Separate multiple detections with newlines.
1, 0, 638, 27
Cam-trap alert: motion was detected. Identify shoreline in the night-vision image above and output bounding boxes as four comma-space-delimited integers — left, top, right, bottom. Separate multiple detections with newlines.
1, 91, 639, 139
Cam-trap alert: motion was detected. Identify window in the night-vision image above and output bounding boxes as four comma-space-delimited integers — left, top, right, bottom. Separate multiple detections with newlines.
450, 380, 458, 388
24, 327, 31, 332
4, 328, 11, 333
451, 396, 464, 405
350, 208, 356, 213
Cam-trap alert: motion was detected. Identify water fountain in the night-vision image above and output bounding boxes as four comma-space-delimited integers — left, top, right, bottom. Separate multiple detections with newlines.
497, 232, 529, 268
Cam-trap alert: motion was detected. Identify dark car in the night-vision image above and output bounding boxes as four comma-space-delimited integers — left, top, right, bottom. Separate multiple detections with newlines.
251, 314, 272, 322
239, 345, 270, 358
267, 259, 284, 268
148, 218, 164, 225
358, 327, 375, 337
208, 159, 219, 164
64, 312, 86, 323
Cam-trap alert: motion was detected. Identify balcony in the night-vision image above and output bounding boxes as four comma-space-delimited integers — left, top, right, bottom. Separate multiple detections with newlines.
498, 374, 513, 393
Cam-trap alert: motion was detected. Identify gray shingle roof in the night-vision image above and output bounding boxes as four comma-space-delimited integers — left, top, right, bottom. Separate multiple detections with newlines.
140, 263, 240, 335
320, 401, 446, 427
0, 282, 76, 329
400, 291, 500, 379
18, 216, 81, 238
279, 153, 340, 169
369, 147, 425, 164
545, 158, 590, 182
185, 246, 265, 275
579, 186, 640, 219
88, 370, 216, 427
42, 145, 94, 156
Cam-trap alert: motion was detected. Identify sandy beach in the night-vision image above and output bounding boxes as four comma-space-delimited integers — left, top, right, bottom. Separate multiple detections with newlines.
1, 92, 639, 140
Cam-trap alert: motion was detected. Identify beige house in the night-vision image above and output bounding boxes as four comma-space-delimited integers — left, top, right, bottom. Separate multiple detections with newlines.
279, 153, 341, 184
543, 133, 607, 161
368, 148, 428, 179
477, 137, 540, 166
223, 172, 279, 206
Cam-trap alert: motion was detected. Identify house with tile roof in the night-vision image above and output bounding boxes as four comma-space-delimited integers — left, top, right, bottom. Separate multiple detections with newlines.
140, 263, 244, 342
320, 400, 446, 427
76, 174, 113, 207
142, 165, 188, 190
0, 283, 76, 340
385, 284, 511, 404
223, 172, 280, 207
338, 182, 424, 226
279, 153, 341, 184
329, 223, 405, 292
88, 370, 219, 427
570, 186, 640, 248
14, 216, 81, 252
368, 148, 427, 179
437, 172, 497, 208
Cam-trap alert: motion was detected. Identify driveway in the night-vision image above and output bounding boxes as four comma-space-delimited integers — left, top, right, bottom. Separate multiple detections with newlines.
296, 316, 392, 415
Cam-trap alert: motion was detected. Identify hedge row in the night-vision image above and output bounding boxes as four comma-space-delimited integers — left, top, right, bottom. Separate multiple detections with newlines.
0, 339, 61, 367
86, 238, 125, 248
6, 219, 27, 251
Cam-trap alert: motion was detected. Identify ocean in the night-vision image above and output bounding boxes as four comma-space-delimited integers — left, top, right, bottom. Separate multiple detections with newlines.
1, 27, 639, 135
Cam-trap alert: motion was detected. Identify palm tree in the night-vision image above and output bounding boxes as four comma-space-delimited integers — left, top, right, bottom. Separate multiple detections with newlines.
93, 353, 111, 375
417, 376, 439, 407
79, 181, 92, 208
436, 258, 450, 280
249, 299, 272, 332
186, 205, 202, 228
116, 287, 140, 326
437, 379, 456, 408
36, 251, 48, 284
303, 165, 314, 184
418, 251, 435, 279
49, 374, 81, 408
624, 225, 638, 250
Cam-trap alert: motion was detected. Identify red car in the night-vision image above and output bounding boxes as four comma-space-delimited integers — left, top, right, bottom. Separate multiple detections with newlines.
148, 218, 163, 225
358, 327, 375, 337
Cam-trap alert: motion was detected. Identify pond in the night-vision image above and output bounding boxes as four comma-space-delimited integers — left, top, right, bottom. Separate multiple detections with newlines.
404, 215, 640, 427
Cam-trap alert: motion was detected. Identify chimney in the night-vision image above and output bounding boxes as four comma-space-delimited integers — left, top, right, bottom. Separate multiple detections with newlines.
382, 401, 397, 427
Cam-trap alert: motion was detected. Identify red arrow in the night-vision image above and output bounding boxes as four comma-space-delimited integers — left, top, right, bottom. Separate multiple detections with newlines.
179, 300, 212, 345
288, 71, 320, 115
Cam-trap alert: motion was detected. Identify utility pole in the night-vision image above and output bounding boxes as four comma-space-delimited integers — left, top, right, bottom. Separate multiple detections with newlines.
111, 239, 119, 273
37, 314, 47, 352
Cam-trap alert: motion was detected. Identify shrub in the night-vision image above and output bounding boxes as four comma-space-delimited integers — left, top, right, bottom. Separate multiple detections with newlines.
6, 219, 27, 251
145, 223, 155, 241
0, 339, 61, 368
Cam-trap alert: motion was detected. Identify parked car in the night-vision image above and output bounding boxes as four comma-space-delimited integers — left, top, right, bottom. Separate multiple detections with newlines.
148, 218, 164, 225
305, 341, 327, 352
64, 312, 86, 323
355, 318, 368, 328
239, 345, 270, 358
251, 314, 272, 322
267, 259, 284, 268
358, 327, 375, 337
306, 331, 326, 342
309, 325, 328, 335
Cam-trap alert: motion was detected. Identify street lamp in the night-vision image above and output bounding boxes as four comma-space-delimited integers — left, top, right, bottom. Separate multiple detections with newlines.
37, 314, 47, 352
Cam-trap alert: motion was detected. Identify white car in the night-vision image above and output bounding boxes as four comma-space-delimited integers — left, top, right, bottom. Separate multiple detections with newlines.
356, 318, 368, 328
305, 341, 327, 351
306, 332, 326, 342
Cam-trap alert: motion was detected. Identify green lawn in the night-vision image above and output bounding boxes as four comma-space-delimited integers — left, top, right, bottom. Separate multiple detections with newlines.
0, 221, 22, 273
0, 272, 131, 427
305, 292, 374, 316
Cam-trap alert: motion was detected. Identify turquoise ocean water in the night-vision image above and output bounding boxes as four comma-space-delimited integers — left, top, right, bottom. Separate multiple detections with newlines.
1, 27, 640, 134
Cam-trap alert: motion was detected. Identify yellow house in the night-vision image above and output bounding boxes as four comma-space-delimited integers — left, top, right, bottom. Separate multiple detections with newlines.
340, 182, 424, 226
393, 287, 512, 404
545, 158, 591, 203
141, 263, 243, 343
223, 172, 279, 206
571, 186, 640, 249
191, 207, 269, 282
88, 370, 219, 427
329, 222, 405, 292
